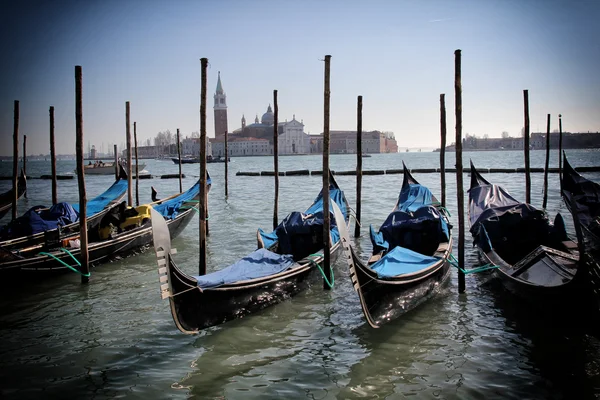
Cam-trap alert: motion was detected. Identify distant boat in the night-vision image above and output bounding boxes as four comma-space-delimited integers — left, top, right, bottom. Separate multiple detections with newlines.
172, 156, 230, 164
76, 162, 146, 175
361, 154, 371, 158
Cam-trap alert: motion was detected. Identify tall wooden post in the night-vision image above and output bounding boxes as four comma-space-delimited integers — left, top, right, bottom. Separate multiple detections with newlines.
75, 65, 89, 283
322, 55, 332, 290
454, 50, 466, 293
273, 90, 279, 229
134, 121, 139, 207
50, 106, 57, 205
542, 114, 551, 209
225, 130, 229, 197
23, 134, 27, 183
354, 95, 363, 238
176, 128, 182, 193
126, 102, 132, 206
113, 144, 118, 180
12, 100, 19, 221
440, 94, 447, 208
523, 90, 531, 204
558, 114, 563, 184
199, 57, 208, 276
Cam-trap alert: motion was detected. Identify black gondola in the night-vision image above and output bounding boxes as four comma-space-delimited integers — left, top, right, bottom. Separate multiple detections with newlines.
335, 164, 453, 328
561, 154, 600, 313
0, 166, 128, 251
0, 169, 27, 220
0, 176, 210, 276
150, 175, 349, 334
468, 161, 582, 306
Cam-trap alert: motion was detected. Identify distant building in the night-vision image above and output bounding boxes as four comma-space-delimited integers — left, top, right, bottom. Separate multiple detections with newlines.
310, 130, 397, 154
214, 72, 228, 138
182, 136, 212, 157
212, 136, 271, 157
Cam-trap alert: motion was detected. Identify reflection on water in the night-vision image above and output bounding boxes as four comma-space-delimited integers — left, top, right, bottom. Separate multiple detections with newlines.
0, 150, 599, 399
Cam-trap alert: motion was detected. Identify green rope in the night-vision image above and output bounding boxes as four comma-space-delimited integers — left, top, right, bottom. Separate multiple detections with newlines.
447, 253, 499, 275
38, 248, 91, 277
308, 253, 334, 288
439, 206, 451, 218
180, 205, 209, 220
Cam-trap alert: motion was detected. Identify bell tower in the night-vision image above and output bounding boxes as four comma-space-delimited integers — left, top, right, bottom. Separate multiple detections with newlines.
214, 71, 228, 138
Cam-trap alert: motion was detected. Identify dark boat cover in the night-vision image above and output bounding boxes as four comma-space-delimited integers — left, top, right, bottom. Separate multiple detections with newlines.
370, 245, 441, 278
193, 248, 296, 289
72, 178, 128, 216
0, 202, 79, 239
562, 157, 600, 231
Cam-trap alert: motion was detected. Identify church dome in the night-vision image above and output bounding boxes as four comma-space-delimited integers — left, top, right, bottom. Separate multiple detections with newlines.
261, 104, 274, 125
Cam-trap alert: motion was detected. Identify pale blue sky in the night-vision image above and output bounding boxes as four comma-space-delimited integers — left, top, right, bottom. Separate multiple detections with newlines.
1, 0, 599, 156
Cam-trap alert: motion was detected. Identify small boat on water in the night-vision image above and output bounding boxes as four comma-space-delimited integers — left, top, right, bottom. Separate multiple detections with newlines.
151, 174, 349, 334
335, 164, 452, 328
77, 161, 146, 175
0, 166, 128, 250
171, 155, 229, 165
468, 161, 583, 307
0, 169, 27, 220
561, 154, 600, 313
0, 175, 210, 276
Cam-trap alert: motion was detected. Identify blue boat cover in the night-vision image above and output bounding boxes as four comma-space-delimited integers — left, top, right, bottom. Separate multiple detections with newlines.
193, 248, 296, 288
468, 183, 521, 229
72, 179, 128, 216
397, 183, 435, 213
0, 202, 79, 240
258, 184, 347, 258
153, 176, 211, 219
371, 245, 441, 278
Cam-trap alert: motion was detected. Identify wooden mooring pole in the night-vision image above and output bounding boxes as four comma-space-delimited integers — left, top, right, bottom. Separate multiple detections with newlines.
454, 50, 466, 293
558, 114, 563, 184
440, 93, 447, 208
75, 65, 89, 283
23, 134, 27, 198
225, 129, 229, 197
322, 54, 332, 290
176, 128, 182, 193
134, 121, 139, 206
12, 100, 19, 221
50, 106, 57, 205
126, 102, 132, 206
523, 90, 531, 204
199, 57, 208, 276
113, 144, 118, 180
542, 113, 551, 209
354, 95, 363, 238
273, 90, 279, 229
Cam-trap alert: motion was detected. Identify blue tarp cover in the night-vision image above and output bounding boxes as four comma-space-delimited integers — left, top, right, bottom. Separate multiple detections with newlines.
468, 183, 520, 228
193, 248, 296, 288
371, 245, 441, 278
397, 183, 434, 213
0, 202, 79, 239
153, 177, 211, 219
72, 179, 128, 216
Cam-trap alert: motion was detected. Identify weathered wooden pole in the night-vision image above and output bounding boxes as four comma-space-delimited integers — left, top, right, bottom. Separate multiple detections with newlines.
49, 106, 58, 205
440, 93, 447, 208
322, 54, 332, 290
542, 114, 551, 209
126, 102, 132, 206
523, 90, 531, 204
12, 100, 19, 221
558, 114, 563, 184
454, 49, 466, 293
199, 57, 208, 276
224, 129, 229, 197
354, 95, 363, 238
113, 144, 118, 180
176, 128, 182, 193
75, 65, 89, 283
23, 134, 27, 181
273, 89, 279, 229
134, 121, 139, 207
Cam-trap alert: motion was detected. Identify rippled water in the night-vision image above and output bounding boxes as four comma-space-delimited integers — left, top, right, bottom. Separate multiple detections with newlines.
0, 149, 599, 399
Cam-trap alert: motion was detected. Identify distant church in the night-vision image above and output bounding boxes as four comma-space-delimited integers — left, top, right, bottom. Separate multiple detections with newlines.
214, 71, 228, 138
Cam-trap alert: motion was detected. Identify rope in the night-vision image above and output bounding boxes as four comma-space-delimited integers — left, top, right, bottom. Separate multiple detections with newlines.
308, 253, 334, 288
447, 253, 499, 275
439, 206, 451, 218
38, 248, 91, 277
180, 205, 209, 220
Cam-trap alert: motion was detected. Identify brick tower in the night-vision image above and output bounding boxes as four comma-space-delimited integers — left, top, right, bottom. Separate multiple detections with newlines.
214, 71, 228, 138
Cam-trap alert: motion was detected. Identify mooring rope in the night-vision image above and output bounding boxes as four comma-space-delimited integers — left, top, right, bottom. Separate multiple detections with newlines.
308, 253, 334, 288
38, 248, 91, 277
447, 253, 498, 274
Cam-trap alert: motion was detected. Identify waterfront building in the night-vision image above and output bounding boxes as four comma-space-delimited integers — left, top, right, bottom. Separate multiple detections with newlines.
310, 130, 397, 154
214, 72, 228, 138
211, 136, 271, 157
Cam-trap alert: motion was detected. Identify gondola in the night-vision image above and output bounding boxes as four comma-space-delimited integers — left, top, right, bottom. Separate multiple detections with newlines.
0, 166, 129, 250
561, 154, 600, 313
335, 164, 453, 328
151, 174, 349, 334
468, 161, 582, 306
0, 169, 27, 220
0, 175, 210, 276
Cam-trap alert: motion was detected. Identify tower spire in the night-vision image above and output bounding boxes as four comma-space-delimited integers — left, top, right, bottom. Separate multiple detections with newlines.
213, 71, 228, 137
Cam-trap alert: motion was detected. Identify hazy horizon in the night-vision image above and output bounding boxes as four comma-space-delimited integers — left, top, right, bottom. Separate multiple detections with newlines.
1, 0, 599, 157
